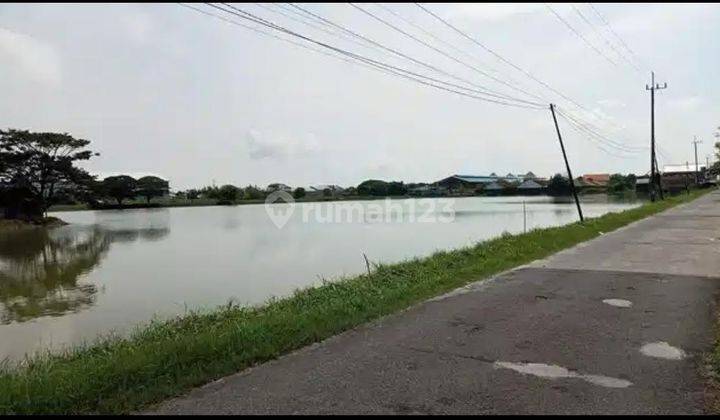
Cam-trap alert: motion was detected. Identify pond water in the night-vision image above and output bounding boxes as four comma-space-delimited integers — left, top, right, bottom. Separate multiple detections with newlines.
0, 195, 641, 361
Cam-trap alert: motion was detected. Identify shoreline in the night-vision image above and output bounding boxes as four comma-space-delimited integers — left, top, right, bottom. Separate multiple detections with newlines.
0, 189, 710, 414
0, 217, 67, 231
46, 190, 641, 213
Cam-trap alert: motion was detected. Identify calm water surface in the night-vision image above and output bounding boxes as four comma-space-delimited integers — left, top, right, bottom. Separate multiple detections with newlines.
0, 195, 641, 361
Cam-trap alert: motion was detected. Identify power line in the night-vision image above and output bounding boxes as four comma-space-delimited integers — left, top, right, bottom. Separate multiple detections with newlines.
203, 3, 546, 109
558, 110, 638, 159
285, 3, 544, 106
545, 4, 617, 67
252, 3, 372, 51
557, 107, 646, 153
182, 3, 527, 107
375, 3, 539, 96
556, 108, 643, 158
178, 3, 371, 67
414, 3, 617, 125
349, 3, 547, 104
570, 4, 640, 72
587, 3, 646, 71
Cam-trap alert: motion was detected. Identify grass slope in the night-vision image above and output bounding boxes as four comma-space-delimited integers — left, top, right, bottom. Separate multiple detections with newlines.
0, 190, 709, 414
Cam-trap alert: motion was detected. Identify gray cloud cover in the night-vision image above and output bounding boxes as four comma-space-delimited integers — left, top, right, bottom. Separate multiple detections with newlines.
1, 3, 718, 190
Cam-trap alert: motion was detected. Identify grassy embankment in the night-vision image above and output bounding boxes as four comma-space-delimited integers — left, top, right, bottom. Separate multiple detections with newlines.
0, 189, 711, 414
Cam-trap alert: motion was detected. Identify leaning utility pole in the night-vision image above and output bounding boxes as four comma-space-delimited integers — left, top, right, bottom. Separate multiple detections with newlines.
550, 104, 583, 222
646, 72, 667, 201
692, 136, 702, 184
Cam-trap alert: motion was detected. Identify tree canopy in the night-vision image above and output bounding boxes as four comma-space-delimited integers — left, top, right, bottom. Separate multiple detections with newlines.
0, 129, 97, 218
101, 176, 137, 205
136, 176, 169, 203
546, 174, 572, 196
357, 179, 407, 196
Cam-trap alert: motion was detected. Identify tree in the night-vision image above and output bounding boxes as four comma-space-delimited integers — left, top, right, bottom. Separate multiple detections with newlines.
217, 184, 240, 203
136, 176, 169, 204
357, 180, 407, 196
185, 189, 200, 200
101, 175, 137, 205
607, 174, 636, 194
293, 187, 306, 199
546, 174, 572, 196
0, 129, 97, 218
387, 181, 408, 196
710, 140, 720, 176
243, 185, 264, 200
357, 180, 388, 196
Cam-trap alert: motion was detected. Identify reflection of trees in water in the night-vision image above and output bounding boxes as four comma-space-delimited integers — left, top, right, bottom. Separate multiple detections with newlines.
0, 227, 110, 324
0, 222, 170, 324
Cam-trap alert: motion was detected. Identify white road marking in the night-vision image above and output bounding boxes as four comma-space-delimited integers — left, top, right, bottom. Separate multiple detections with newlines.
494, 361, 632, 388
602, 298, 633, 308
640, 342, 686, 360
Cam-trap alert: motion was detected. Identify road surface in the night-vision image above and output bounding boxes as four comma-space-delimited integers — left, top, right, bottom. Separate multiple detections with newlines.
149, 190, 720, 414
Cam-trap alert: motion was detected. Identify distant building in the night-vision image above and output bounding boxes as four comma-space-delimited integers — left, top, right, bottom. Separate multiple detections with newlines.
635, 175, 651, 193
305, 184, 345, 198
661, 163, 707, 191
408, 184, 447, 197
581, 174, 610, 186
517, 179, 545, 195
309, 184, 344, 193
436, 173, 542, 195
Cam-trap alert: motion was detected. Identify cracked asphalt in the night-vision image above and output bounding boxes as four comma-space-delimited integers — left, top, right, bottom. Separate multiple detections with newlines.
148, 190, 720, 414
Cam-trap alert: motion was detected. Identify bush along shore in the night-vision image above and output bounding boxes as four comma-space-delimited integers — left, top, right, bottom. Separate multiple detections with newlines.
0, 189, 711, 414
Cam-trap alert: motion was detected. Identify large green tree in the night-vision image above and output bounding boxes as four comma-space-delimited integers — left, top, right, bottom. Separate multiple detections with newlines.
136, 176, 170, 204
101, 175, 137, 205
217, 184, 241, 203
546, 174, 572, 196
0, 129, 97, 218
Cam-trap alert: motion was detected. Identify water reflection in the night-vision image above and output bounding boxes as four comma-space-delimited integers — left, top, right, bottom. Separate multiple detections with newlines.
0, 212, 170, 324
0, 227, 109, 324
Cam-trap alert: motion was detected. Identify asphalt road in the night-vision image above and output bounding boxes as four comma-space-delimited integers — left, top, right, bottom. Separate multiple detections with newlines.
148, 190, 720, 415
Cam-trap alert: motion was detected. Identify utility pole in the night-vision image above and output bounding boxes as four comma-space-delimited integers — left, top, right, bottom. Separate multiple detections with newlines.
692, 136, 702, 184
646, 72, 667, 201
654, 154, 664, 200
550, 104, 584, 222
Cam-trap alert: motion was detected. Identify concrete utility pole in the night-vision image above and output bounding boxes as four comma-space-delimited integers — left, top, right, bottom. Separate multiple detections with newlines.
692, 136, 702, 184
549, 103, 583, 222
646, 72, 667, 201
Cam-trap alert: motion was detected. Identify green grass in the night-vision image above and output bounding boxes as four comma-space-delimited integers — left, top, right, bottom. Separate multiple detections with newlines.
0, 189, 711, 414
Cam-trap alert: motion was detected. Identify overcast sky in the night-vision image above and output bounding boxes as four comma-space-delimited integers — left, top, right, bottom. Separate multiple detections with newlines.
1, 3, 718, 190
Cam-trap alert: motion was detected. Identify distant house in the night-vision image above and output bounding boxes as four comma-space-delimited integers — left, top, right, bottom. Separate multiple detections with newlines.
436, 173, 542, 195
635, 175, 651, 193
581, 174, 610, 186
517, 179, 545, 195
408, 184, 447, 197
305, 184, 345, 198
310, 184, 344, 193
436, 175, 496, 194
662, 163, 706, 191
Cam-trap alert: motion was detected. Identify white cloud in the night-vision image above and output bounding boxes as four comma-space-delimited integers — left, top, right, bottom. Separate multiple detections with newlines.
0, 27, 60, 85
